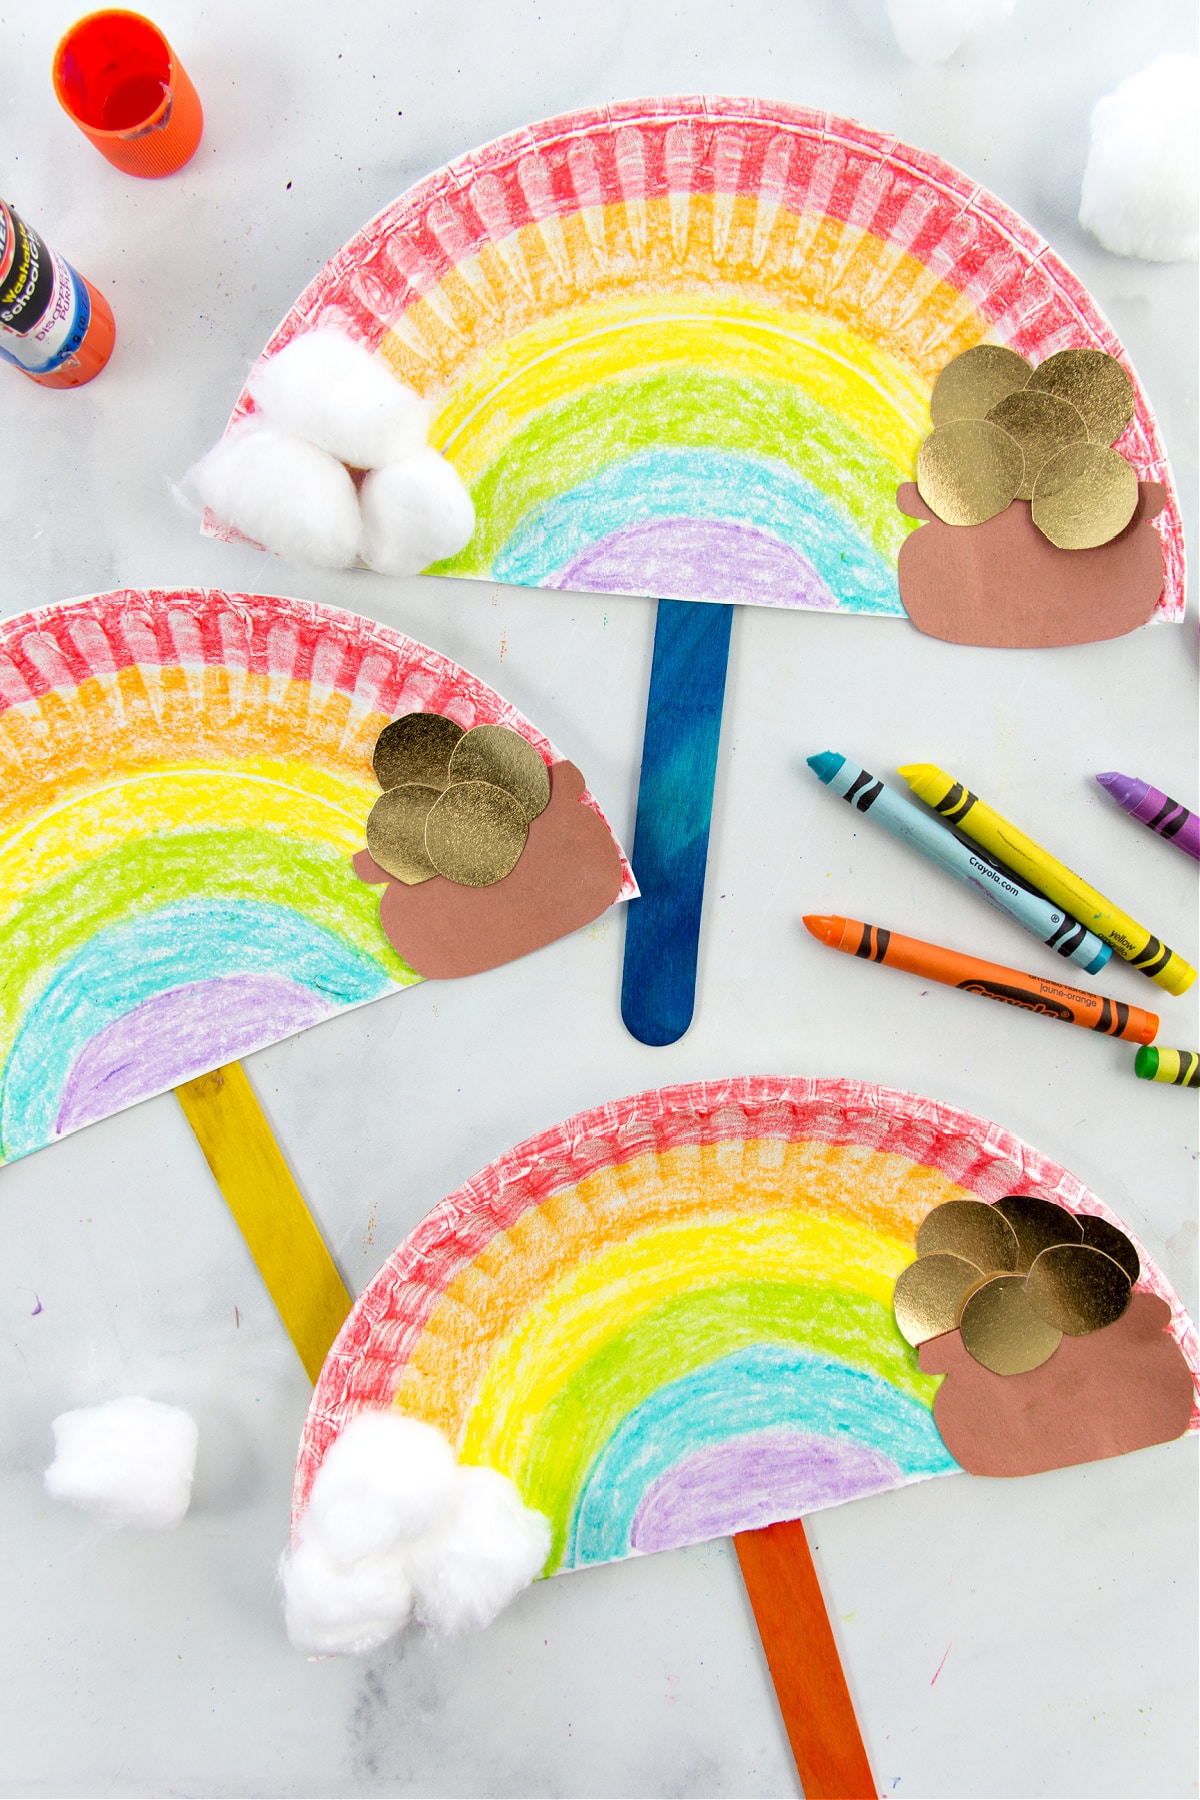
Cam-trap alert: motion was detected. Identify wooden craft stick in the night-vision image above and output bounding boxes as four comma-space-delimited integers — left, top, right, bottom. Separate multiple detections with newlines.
735, 1518, 877, 1799
621, 598, 734, 1045
175, 1062, 353, 1382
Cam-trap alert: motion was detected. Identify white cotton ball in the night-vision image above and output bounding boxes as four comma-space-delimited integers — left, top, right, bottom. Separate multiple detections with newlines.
885, 0, 1015, 63
359, 450, 477, 575
189, 421, 362, 567
1079, 55, 1199, 262
44, 1396, 198, 1531
247, 330, 432, 468
281, 1537, 414, 1656
406, 1464, 551, 1636
302, 1412, 460, 1561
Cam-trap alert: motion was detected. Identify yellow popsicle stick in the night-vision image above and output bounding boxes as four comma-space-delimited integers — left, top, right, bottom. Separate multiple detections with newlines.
898, 763, 1197, 996
175, 1062, 353, 1382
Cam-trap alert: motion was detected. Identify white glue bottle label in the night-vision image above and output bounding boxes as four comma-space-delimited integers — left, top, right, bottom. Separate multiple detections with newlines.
0, 199, 114, 387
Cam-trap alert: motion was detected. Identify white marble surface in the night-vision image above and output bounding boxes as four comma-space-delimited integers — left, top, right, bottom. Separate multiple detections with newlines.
1, 1, 1197, 1795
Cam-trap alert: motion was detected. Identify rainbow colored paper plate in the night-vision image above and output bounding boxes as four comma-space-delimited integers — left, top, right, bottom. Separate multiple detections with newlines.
294, 1077, 1198, 1572
0, 589, 633, 1166
214, 97, 1183, 621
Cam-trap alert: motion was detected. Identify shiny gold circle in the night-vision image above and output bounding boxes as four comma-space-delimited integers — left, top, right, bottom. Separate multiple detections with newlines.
893, 1253, 983, 1347
993, 1195, 1083, 1273
929, 344, 1032, 427
1031, 441, 1139, 549
448, 725, 551, 822
916, 1200, 1020, 1273
1078, 1215, 1140, 1283
424, 780, 529, 886
373, 713, 464, 792
1026, 348, 1135, 445
959, 1274, 1063, 1375
1024, 1243, 1132, 1336
365, 783, 441, 884
985, 390, 1088, 499
917, 420, 1025, 526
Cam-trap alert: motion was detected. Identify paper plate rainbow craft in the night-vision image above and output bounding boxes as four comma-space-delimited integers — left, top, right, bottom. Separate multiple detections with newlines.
0, 589, 633, 1167
295, 1077, 1199, 1572
216, 96, 1183, 623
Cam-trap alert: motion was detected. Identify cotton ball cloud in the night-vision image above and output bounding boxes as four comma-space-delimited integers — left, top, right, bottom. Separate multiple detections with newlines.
360, 450, 477, 575
189, 421, 362, 568
1079, 55, 1199, 262
281, 1412, 550, 1656
283, 1537, 415, 1657
248, 330, 432, 469
303, 1412, 459, 1560
44, 1396, 198, 1531
885, 0, 1015, 64
405, 1463, 553, 1636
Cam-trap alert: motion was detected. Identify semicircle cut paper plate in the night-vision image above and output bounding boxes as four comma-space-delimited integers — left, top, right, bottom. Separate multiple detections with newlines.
212, 96, 1183, 625
294, 1077, 1198, 1573
0, 589, 633, 1167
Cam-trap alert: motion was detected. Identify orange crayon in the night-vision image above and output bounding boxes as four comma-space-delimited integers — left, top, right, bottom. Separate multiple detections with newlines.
803, 914, 1158, 1044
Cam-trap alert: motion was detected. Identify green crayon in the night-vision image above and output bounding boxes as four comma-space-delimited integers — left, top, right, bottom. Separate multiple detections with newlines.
1134, 1047, 1200, 1087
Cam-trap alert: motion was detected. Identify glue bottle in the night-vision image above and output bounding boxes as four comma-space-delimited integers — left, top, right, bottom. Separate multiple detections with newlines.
0, 197, 115, 387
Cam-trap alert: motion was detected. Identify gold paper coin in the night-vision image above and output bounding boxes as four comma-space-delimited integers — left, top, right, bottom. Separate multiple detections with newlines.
959, 1274, 1062, 1375
1031, 441, 1138, 549
1024, 1243, 1131, 1337
929, 344, 1032, 427
425, 780, 529, 886
1078, 1215, 1140, 1283
893, 1253, 983, 1347
1026, 348, 1135, 445
915, 1199, 1020, 1272
916, 420, 1025, 526
365, 783, 441, 884
448, 724, 551, 822
373, 712, 464, 792
993, 1195, 1083, 1273
985, 390, 1088, 499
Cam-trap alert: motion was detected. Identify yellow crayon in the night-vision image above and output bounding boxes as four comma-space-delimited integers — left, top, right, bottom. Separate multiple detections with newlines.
898, 764, 1197, 997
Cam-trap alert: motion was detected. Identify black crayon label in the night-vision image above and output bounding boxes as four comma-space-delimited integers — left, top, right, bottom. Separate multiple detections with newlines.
957, 978, 1075, 1022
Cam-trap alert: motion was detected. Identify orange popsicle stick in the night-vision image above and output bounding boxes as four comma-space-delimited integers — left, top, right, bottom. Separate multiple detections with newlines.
735, 1519, 877, 1799
804, 913, 1158, 1043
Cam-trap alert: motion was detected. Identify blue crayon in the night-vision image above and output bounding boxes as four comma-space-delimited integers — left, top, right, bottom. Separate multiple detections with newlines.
807, 752, 1112, 975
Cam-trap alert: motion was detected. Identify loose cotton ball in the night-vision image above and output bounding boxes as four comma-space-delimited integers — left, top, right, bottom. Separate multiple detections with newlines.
360, 450, 477, 575
1079, 55, 1199, 262
281, 1413, 550, 1655
885, 0, 1015, 64
189, 421, 362, 568
44, 1396, 198, 1530
248, 330, 432, 469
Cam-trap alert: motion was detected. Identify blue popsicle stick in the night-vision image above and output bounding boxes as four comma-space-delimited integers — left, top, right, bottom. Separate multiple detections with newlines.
620, 598, 734, 1045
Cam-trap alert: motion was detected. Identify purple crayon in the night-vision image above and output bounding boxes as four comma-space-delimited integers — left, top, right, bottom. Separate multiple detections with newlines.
1097, 772, 1200, 862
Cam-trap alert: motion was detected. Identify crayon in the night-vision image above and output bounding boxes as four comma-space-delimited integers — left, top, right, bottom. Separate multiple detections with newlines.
803, 913, 1159, 1043
807, 752, 1111, 974
1134, 1046, 1200, 1087
1097, 772, 1200, 863
898, 763, 1196, 997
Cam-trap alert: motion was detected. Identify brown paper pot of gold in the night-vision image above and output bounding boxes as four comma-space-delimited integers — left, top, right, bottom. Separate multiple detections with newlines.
919, 1293, 1195, 1476
896, 481, 1167, 649
356, 758, 625, 978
